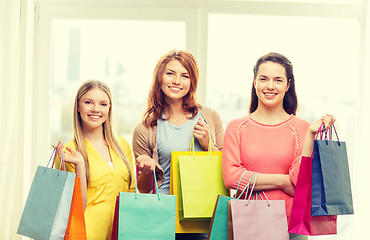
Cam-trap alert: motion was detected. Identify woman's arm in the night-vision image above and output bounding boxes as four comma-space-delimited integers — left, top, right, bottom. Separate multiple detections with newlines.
222, 118, 295, 196
132, 123, 161, 193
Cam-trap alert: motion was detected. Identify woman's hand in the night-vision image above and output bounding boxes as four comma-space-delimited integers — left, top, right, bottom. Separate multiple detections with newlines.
136, 155, 156, 175
281, 175, 295, 197
193, 118, 213, 151
308, 114, 336, 136
52, 141, 84, 166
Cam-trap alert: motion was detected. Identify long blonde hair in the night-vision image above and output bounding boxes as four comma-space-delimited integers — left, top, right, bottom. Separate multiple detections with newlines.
73, 80, 132, 186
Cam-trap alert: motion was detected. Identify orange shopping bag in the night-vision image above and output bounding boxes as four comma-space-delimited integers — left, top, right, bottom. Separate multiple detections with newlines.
64, 177, 87, 240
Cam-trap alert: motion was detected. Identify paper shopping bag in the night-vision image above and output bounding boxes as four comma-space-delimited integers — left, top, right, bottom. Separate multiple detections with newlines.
170, 151, 212, 233
208, 172, 257, 240
17, 150, 75, 240
288, 156, 337, 235
311, 124, 354, 216
178, 153, 228, 220
207, 195, 233, 240
230, 174, 289, 240
118, 169, 176, 240
64, 177, 87, 240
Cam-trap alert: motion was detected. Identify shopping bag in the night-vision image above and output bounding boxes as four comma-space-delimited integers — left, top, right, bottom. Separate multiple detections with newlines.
178, 150, 228, 220
288, 156, 337, 235
118, 168, 176, 240
311, 124, 354, 216
64, 177, 87, 240
170, 136, 220, 232
111, 195, 119, 240
230, 173, 289, 240
207, 171, 255, 240
227, 201, 233, 240
17, 149, 76, 240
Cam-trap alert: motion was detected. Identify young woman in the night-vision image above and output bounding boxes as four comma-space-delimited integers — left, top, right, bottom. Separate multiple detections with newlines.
54, 80, 135, 240
222, 52, 335, 240
132, 50, 224, 240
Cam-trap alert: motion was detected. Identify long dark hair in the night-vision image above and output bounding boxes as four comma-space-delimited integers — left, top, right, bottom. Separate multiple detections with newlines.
249, 52, 298, 115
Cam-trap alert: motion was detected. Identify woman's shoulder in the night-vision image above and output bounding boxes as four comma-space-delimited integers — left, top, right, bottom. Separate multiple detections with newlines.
225, 115, 250, 130
291, 115, 310, 128
199, 105, 220, 117
117, 136, 132, 152
133, 121, 156, 139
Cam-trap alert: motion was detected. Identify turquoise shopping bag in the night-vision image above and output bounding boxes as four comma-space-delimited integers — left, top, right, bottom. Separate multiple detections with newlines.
118, 168, 176, 240
17, 150, 76, 240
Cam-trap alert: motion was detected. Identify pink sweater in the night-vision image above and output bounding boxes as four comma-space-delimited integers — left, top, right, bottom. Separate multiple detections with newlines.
222, 115, 310, 221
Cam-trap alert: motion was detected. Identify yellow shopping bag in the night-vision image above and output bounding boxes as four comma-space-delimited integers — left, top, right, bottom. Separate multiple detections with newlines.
170, 137, 228, 232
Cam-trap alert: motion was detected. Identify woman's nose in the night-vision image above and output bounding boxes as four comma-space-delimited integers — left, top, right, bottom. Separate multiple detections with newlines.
172, 74, 180, 84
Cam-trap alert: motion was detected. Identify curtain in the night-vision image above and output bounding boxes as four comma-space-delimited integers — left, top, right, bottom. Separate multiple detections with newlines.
0, 0, 26, 239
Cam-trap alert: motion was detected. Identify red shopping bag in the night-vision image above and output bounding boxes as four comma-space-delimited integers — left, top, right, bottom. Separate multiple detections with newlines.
64, 177, 87, 240
288, 156, 337, 235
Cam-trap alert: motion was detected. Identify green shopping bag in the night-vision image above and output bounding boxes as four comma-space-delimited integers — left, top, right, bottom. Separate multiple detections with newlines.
178, 137, 228, 221
17, 150, 76, 240
118, 168, 176, 240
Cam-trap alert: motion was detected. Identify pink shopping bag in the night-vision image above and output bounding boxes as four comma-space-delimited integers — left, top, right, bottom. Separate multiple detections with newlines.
288, 156, 337, 235
230, 174, 289, 240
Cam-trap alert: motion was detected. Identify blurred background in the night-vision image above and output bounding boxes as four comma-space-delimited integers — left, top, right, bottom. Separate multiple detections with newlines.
1, 0, 370, 239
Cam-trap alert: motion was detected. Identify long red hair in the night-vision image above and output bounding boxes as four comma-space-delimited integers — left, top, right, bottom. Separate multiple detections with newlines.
143, 50, 200, 127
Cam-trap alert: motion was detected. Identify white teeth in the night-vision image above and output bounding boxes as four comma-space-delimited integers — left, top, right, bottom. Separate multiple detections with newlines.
169, 86, 181, 90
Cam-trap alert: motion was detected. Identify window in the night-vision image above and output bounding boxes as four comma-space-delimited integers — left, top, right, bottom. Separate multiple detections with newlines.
50, 19, 186, 144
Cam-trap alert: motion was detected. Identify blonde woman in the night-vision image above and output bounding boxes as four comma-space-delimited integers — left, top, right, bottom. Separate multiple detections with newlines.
54, 80, 135, 240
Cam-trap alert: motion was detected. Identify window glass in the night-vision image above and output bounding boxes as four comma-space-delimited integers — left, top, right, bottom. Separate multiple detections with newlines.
51, 20, 186, 144
207, 13, 359, 239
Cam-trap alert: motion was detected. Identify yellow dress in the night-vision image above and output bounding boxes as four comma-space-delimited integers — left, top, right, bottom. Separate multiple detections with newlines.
56, 136, 135, 240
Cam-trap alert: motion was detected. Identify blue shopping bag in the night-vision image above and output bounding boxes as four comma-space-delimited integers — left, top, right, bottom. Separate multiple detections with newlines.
17, 150, 76, 240
118, 168, 176, 240
311, 124, 354, 216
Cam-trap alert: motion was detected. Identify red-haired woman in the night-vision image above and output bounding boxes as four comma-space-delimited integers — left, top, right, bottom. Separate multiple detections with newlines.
132, 50, 224, 240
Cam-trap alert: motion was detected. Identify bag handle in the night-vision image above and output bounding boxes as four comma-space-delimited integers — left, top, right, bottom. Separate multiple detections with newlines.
45, 148, 66, 176
242, 173, 272, 207
316, 123, 341, 146
135, 166, 160, 200
189, 129, 213, 159
235, 172, 258, 200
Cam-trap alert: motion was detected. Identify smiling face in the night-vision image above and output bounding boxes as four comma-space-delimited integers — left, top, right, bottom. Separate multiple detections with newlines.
254, 61, 290, 110
161, 60, 191, 104
78, 87, 110, 132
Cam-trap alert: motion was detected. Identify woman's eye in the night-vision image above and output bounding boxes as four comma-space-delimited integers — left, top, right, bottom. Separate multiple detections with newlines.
85, 101, 92, 104
166, 72, 174, 76
101, 103, 108, 106
182, 75, 189, 79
